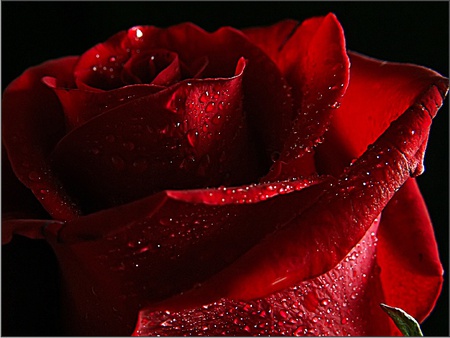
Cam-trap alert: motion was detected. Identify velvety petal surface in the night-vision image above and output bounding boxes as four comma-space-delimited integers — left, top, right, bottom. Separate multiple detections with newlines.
122, 23, 294, 165
43, 177, 328, 335
316, 51, 449, 176
245, 14, 350, 181
129, 66, 446, 317
377, 178, 443, 323
43, 77, 163, 131
134, 218, 399, 336
49, 60, 263, 213
2, 57, 82, 220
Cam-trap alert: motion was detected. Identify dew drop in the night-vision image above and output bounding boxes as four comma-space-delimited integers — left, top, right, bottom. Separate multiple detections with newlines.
28, 171, 42, 181
205, 102, 215, 113
135, 28, 143, 39
199, 91, 209, 103
320, 299, 329, 306
187, 129, 199, 147
279, 309, 288, 319
212, 114, 222, 124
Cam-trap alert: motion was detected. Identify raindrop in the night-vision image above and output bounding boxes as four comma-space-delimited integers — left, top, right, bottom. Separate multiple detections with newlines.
28, 171, 42, 181
199, 91, 210, 103
205, 102, 215, 113
212, 114, 222, 124
187, 129, 199, 147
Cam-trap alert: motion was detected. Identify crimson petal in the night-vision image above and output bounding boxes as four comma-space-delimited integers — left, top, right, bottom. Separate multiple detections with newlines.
43, 177, 327, 335
245, 14, 350, 181
43, 77, 163, 131
316, 51, 449, 176
2, 57, 82, 220
124, 23, 294, 164
49, 60, 264, 213
377, 178, 443, 323
131, 69, 447, 314
134, 218, 398, 336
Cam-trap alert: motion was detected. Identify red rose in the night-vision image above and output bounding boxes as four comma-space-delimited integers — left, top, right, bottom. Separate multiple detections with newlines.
2, 13, 448, 336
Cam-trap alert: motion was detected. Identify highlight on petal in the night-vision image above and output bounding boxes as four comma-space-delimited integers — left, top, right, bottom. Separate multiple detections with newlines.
316, 51, 449, 176
127, 63, 446, 314
2, 57, 83, 220
256, 13, 350, 181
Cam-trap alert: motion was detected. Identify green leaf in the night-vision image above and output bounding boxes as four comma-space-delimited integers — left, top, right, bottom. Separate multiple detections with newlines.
380, 303, 423, 336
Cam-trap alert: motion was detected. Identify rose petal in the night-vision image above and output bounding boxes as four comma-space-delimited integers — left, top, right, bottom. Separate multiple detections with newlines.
74, 31, 130, 90
2, 57, 82, 220
121, 49, 181, 86
129, 72, 446, 312
1, 145, 49, 225
377, 178, 443, 323
245, 14, 350, 181
44, 177, 328, 335
125, 23, 294, 165
43, 77, 163, 130
134, 218, 397, 336
49, 60, 262, 213
316, 51, 449, 176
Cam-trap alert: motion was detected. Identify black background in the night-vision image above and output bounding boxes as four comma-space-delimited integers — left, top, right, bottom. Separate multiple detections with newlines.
2, 1, 448, 336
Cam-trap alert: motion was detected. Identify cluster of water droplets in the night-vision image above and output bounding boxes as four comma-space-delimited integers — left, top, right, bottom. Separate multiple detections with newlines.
187, 177, 320, 205
135, 223, 380, 336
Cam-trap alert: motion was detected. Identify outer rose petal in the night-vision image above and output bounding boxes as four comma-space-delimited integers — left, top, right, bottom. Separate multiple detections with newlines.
377, 178, 443, 323
134, 219, 398, 336
2, 57, 82, 220
245, 14, 350, 181
129, 63, 446, 314
316, 51, 449, 176
43, 177, 328, 335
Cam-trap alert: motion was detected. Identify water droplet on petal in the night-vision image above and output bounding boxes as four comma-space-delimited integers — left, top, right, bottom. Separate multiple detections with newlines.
212, 114, 222, 124
205, 102, 215, 113
187, 129, 199, 147
28, 171, 42, 181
